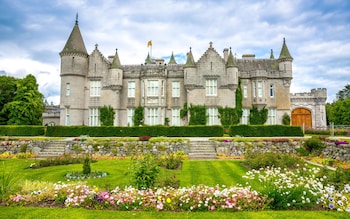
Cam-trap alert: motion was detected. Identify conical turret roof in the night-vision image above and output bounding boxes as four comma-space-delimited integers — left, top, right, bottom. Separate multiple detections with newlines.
226, 48, 236, 67
60, 17, 87, 56
278, 38, 293, 60
145, 52, 152, 64
111, 49, 122, 69
168, 52, 177, 64
185, 47, 195, 67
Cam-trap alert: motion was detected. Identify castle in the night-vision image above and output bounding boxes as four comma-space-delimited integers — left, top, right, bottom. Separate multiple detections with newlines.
55, 18, 327, 129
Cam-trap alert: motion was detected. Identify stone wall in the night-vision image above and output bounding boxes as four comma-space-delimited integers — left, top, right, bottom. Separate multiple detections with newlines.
1, 140, 349, 161
215, 140, 301, 157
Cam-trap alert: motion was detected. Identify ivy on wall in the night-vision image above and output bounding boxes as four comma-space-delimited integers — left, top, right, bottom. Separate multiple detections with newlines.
188, 104, 207, 125
180, 102, 188, 119
99, 105, 115, 126
217, 79, 243, 126
133, 106, 144, 126
282, 113, 291, 125
249, 106, 268, 125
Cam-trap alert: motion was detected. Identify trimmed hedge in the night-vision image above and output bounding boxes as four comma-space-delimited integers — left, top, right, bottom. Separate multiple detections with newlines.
0, 126, 45, 136
229, 125, 303, 137
45, 125, 224, 137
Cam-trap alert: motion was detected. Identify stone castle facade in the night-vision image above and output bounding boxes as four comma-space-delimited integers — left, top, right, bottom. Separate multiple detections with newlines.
57, 19, 327, 129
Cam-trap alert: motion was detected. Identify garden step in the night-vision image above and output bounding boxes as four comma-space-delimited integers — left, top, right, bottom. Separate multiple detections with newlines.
36, 141, 66, 158
189, 140, 216, 160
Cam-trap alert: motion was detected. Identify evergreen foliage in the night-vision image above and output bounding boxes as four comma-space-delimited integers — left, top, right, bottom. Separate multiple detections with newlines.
0, 76, 17, 125
249, 106, 268, 125
188, 104, 207, 125
99, 105, 115, 126
180, 102, 188, 119
1, 75, 45, 125
282, 113, 291, 125
133, 106, 144, 126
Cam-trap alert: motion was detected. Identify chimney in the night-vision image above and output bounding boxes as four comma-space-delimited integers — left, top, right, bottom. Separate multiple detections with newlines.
223, 48, 229, 62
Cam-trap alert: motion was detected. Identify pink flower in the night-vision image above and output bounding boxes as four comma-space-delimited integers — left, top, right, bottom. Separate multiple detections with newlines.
210, 205, 215, 211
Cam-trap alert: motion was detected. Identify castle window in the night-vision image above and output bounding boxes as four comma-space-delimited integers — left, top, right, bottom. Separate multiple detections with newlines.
257, 81, 263, 98
128, 81, 135, 98
243, 85, 248, 98
127, 108, 134, 126
89, 108, 99, 126
65, 108, 70, 126
207, 107, 219, 125
90, 81, 101, 97
172, 81, 180, 97
270, 84, 275, 97
268, 108, 277, 124
252, 82, 256, 98
147, 108, 159, 125
171, 108, 180, 126
206, 79, 217, 96
66, 83, 70, 96
147, 80, 158, 97
241, 108, 250, 124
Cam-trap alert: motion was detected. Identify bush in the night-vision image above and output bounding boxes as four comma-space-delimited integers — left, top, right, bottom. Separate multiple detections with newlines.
82, 157, 91, 175
131, 154, 160, 189
160, 151, 184, 170
230, 125, 303, 137
245, 152, 305, 169
304, 136, 325, 155
0, 125, 45, 136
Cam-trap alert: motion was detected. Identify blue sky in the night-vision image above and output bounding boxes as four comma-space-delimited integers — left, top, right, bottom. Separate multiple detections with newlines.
0, 0, 349, 104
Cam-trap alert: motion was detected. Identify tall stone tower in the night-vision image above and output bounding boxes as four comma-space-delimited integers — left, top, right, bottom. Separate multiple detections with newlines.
59, 16, 88, 125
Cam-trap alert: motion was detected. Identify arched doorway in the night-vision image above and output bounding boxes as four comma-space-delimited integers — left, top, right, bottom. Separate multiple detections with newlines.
291, 108, 312, 129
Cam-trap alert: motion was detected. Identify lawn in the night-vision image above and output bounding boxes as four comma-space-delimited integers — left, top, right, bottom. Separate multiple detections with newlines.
1, 158, 349, 218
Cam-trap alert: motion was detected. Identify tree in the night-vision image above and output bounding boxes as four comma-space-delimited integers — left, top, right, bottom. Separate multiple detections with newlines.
1, 74, 45, 125
99, 105, 115, 126
0, 76, 17, 124
336, 84, 350, 100
329, 98, 350, 125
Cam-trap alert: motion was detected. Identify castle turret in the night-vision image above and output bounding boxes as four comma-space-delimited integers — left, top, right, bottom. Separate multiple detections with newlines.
278, 38, 293, 79
109, 49, 123, 90
184, 47, 197, 89
59, 15, 88, 125
168, 52, 177, 64
226, 48, 238, 89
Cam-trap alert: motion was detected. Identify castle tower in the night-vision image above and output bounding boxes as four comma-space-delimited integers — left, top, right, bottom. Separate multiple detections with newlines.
278, 38, 293, 79
226, 48, 238, 90
59, 16, 88, 125
183, 47, 196, 89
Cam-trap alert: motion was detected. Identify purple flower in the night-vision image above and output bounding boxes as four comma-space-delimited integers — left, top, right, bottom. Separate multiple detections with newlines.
329, 203, 335, 209
335, 141, 348, 145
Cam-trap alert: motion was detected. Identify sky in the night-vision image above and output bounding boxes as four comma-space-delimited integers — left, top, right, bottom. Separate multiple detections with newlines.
0, 0, 349, 105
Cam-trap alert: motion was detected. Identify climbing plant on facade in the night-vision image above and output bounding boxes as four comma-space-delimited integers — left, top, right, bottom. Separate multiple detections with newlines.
217, 79, 243, 126
188, 104, 207, 125
133, 106, 144, 126
249, 106, 268, 125
99, 105, 115, 126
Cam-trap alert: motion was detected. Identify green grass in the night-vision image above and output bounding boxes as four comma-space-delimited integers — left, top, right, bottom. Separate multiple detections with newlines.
0, 207, 348, 219
1, 158, 348, 218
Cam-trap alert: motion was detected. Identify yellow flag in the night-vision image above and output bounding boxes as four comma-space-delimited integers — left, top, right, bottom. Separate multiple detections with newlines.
147, 40, 152, 47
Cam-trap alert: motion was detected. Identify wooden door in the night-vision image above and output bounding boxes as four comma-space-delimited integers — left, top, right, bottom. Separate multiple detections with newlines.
291, 108, 312, 129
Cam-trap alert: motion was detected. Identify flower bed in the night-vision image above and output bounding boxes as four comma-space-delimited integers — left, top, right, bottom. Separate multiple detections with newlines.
9, 183, 270, 211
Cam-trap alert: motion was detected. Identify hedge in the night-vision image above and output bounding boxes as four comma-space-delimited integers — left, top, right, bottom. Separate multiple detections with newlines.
0, 126, 45, 136
45, 125, 224, 137
229, 125, 304, 137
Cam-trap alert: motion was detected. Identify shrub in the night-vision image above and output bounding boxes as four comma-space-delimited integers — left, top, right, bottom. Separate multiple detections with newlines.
245, 152, 304, 169
131, 154, 160, 189
82, 157, 91, 175
304, 136, 325, 155
160, 151, 184, 170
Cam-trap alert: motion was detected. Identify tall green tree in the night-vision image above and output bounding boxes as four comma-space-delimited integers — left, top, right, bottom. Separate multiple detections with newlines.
1, 74, 45, 125
328, 98, 350, 125
336, 84, 350, 100
0, 76, 17, 124
99, 105, 115, 126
